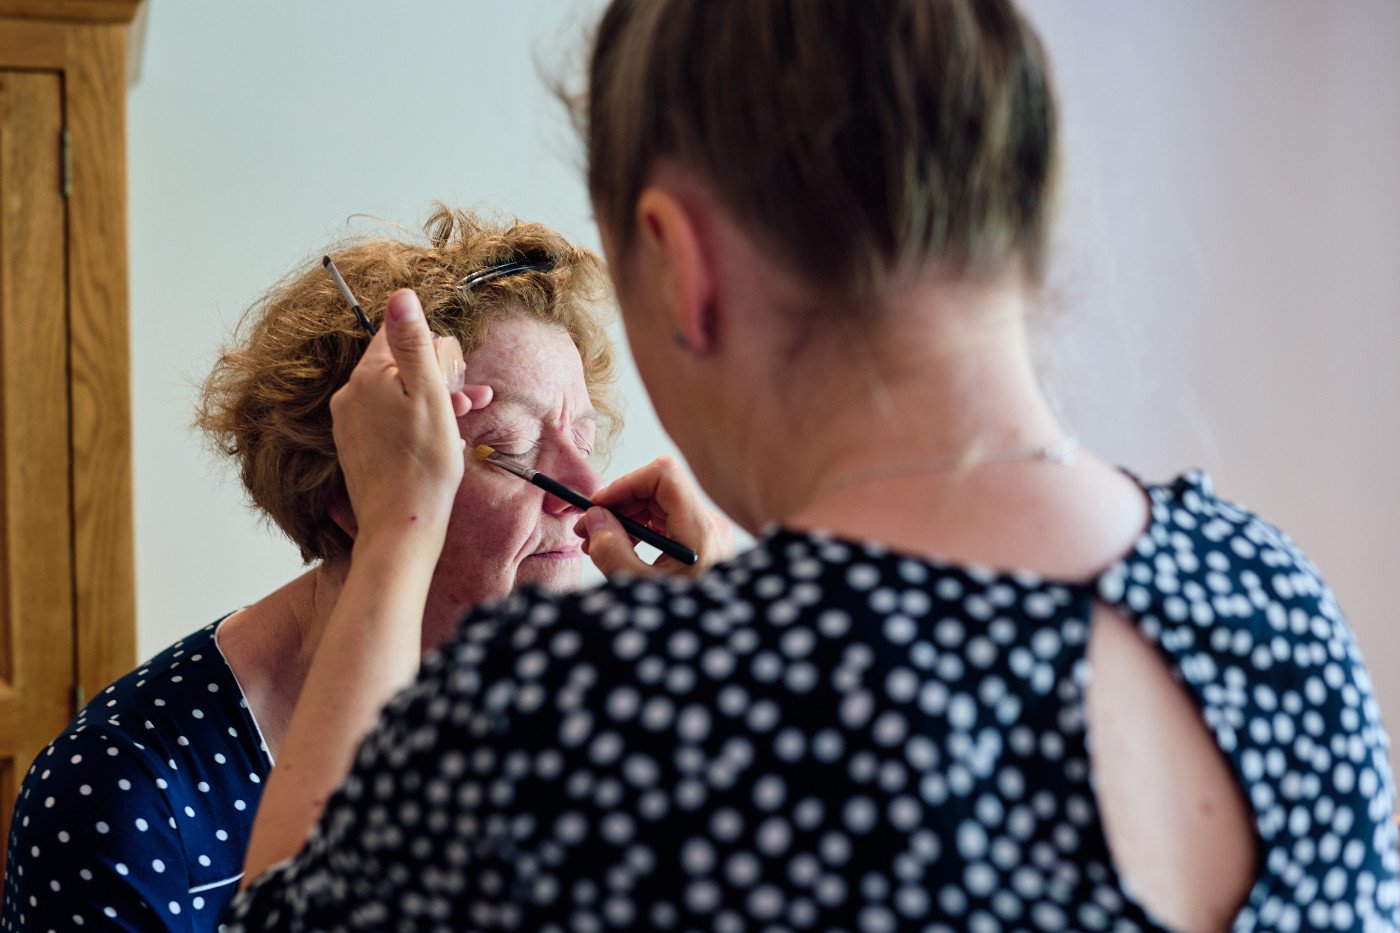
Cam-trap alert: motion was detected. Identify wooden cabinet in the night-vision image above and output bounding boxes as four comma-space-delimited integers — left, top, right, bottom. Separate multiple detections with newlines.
0, 0, 142, 871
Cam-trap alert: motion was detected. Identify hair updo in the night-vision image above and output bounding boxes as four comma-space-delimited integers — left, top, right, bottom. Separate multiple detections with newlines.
574, 0, 1059, 298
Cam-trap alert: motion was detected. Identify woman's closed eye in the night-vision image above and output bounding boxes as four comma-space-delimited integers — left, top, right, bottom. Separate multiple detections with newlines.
479, 420, 593, 463
488, 443, 538, 461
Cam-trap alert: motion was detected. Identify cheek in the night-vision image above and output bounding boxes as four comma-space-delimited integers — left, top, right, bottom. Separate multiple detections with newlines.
434, 480, 540, 594
451, 479, 537, 551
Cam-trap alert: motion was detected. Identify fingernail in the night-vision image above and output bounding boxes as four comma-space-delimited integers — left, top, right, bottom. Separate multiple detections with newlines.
388, 290, 423, 323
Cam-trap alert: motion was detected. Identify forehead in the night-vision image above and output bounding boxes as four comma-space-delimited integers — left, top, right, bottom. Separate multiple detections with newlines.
465, 315, 591, 415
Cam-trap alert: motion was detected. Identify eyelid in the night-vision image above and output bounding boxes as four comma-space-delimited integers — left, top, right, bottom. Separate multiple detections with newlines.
477, 434, 537, 457
485, 439, 535, 454
480, 420, 592, 461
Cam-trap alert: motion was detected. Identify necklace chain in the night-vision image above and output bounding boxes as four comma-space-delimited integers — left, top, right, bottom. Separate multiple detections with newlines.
810, 435, 1080, 503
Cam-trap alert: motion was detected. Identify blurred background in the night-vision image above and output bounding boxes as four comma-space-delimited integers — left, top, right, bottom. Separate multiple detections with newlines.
127, 1, 1400, 771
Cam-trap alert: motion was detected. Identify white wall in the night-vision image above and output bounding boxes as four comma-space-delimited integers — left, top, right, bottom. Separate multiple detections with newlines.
1019, 0, 1400, 765
130, 2, 1400, 766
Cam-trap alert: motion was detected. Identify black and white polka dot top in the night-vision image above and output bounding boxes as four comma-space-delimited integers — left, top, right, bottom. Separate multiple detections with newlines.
226, 472, 1399, 931
4, 619, 271, 929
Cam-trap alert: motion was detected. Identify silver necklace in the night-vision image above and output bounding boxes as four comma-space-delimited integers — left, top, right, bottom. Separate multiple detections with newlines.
811, 435, 1080, 502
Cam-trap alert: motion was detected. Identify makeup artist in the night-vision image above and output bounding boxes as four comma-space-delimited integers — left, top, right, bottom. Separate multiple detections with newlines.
3, 206, 719, 928
228, 1, 1398, 930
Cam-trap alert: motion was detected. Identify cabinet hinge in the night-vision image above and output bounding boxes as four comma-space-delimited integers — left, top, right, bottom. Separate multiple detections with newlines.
61, 128, 73, 199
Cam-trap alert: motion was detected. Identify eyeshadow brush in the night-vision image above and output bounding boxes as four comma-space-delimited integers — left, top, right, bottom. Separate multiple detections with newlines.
473, 444, 700, 566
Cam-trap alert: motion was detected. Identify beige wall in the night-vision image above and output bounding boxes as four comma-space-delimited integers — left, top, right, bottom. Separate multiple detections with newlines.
130, 2, 1400, 771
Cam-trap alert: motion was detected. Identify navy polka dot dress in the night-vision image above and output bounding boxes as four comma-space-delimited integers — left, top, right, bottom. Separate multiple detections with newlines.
4, 618, 271, 929
225, 473, 1399, 931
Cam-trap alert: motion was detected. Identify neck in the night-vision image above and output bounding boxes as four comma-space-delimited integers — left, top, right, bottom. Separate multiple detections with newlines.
286, 558, 350, 673
724, 281, 1065, 532
216, 557, 350, 758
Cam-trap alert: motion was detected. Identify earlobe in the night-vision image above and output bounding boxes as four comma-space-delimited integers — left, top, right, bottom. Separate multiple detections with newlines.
326, 495, 358, 541
636, 187, 717, 355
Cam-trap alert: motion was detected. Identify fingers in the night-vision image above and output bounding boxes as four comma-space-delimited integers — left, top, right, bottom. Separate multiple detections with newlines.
589, 456, 702, 525
382, 290, 442, 396
581, 508, 655, 578
462, 384, 493, 410
579, 457, 737, 576
433, 335, 466, 392
450, 384, 493, 419
588, 457, 726, 552
330, 289, 474, 540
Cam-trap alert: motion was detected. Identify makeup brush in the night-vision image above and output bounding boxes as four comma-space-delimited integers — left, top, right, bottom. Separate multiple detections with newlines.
323, 256, 378, 336
323, 255, 466, 392
473, 444, 700, 566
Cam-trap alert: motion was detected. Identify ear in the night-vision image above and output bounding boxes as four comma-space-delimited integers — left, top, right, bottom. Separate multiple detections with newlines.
326, 491, 358, 541
635, 187, 717, 354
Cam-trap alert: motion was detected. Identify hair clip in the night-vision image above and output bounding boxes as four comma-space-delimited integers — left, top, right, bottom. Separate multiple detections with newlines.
455, 256, 557, 293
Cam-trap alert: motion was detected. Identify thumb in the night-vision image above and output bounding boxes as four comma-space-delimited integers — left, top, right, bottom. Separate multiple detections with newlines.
581, 508, 652, 579
383, 289, 439, 393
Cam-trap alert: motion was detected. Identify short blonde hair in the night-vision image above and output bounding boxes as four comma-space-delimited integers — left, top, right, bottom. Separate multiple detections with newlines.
197, 205, 619, 563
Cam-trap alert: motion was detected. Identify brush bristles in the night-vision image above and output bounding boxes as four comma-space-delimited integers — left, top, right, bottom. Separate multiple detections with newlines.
473, 444, 496, 461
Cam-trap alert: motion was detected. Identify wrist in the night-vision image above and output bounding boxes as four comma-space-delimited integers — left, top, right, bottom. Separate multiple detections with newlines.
352, 519, 449, 570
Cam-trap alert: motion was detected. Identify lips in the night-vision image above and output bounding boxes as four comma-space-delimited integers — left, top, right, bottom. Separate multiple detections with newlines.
529, 545, 583, 560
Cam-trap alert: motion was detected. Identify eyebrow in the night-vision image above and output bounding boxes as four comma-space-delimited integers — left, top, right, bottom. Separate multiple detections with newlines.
487, 390, 597, 424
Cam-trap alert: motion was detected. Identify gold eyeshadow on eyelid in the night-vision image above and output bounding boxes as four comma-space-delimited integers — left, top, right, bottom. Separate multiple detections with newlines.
477, 416, 591, 458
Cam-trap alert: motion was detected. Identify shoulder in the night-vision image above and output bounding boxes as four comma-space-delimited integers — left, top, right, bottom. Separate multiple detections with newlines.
5, 727, 184, 924
20, 619, 264, 802
1102, 470, 1336, 615
76, 622, 232, 731
12, 618, 261, 841
424, 558, 774, 690
70, 618, 266, 769
340, 567, 771, 791
67, 621, 240, 760
9, 730, 159, 855
7, 620, 266, 927
394, 538, 880, 759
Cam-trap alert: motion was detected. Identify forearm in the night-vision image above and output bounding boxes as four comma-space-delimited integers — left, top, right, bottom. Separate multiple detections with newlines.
240, 527, 443, 884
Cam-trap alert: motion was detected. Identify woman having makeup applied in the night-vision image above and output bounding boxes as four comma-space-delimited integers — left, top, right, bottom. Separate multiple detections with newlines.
228, 1, 1397, 930
2, 206, 730, 929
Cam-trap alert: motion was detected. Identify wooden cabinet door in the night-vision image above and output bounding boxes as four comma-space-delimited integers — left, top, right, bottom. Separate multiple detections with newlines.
0, 70, 75, 871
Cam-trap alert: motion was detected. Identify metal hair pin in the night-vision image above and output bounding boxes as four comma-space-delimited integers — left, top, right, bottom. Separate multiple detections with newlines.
455, 257, 557, 293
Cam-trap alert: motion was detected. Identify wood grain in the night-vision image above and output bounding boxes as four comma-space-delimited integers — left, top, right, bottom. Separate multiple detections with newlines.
0, 67, 74, 875
0, 19, 66, 68
0, 17, 138, 875
64, 21, 136, 705
0, 0, 142, 25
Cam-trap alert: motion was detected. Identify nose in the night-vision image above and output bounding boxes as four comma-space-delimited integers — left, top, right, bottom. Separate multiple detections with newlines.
538, 442, 601, 516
